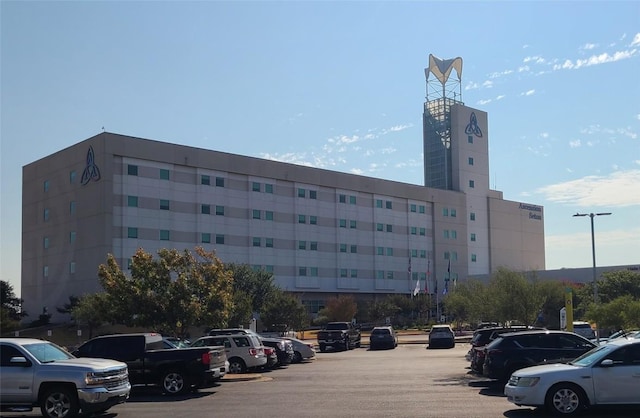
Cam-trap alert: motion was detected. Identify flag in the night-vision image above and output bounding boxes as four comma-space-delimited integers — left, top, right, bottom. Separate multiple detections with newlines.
443, 280, 448, 295
413, 277, 420, 296
425, 260, 430, 293
408, 256, 412, 274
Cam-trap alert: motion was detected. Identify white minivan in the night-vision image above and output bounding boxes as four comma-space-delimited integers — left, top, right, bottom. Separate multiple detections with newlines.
572, 321, 596, 339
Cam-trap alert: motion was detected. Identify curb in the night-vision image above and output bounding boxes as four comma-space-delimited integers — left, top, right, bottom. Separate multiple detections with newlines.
221, 373, 264, 382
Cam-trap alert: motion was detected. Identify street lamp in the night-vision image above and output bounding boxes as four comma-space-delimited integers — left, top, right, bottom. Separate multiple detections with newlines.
572, 212, 612, 303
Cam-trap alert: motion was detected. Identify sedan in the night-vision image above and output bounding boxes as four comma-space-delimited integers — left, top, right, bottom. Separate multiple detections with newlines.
369, 326, 398, 350
284, 337, 316, 363
505, 338, 640, 416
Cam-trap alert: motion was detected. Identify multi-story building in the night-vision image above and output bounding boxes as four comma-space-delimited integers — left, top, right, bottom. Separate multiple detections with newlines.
21, 56, 545, 321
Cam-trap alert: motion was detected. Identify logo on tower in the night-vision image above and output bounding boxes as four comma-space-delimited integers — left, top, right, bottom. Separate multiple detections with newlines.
465, 112, 483, 138
81, 145, 101, 185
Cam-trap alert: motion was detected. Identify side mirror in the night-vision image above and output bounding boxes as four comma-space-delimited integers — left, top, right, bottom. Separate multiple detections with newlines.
10, 356, 31, 367
600, 359, 614, 367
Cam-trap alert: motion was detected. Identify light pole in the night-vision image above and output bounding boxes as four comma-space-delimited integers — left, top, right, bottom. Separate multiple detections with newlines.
572, 212, 612, 303
573, 211, 611, 343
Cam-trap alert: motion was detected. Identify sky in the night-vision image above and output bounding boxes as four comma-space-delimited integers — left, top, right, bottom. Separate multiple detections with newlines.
1, 1, 639, 296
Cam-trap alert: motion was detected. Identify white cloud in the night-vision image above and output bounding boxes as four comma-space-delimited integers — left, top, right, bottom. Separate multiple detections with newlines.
518, 65, 530, 73
569, 139, 581, 148
465, 81, 479, 90
540, 132, 549, 139
482, 80, 494, 88
521, 89, 535, 96
477, 99, 491, 105
350, 168, 364, 175
535, 169, 640, 207
580, 43, 598, 51
630, 33, 640, 46
552, 49, 638, 70
496, 95, 505, 101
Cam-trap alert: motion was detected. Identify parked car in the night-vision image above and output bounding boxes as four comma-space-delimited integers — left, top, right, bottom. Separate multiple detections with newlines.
505, 337, 640, 416
0, 338, 130, 418
317, 322, 361, 352
469, 326, 539, 373
483, 330, 597, 382
428, 325, 455, 349
572, 321, 596, 340
284, 337, 316, 363
369, 326, 398, 350
261, 337, 293, 367
72, 333, 221, 395
262, 346, 279, 369
164, 337, 192, 349
191, 334, 267, 374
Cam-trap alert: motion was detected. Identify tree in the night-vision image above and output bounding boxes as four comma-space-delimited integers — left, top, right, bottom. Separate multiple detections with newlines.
586, 295, 640, 330
98, 247, 234, 337
487, 268, 544, 326
319, 295, 357, 322
1, 280, 27, 332
366, 299, 401, 324
56, 295, 80, 319
71, 293, 110, 339
260, 290, 309, 332
225, 264, 279, 327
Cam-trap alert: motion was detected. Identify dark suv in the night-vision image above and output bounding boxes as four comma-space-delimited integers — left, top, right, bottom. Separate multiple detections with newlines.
482, 330, 596, 382
469, 326, 538, 373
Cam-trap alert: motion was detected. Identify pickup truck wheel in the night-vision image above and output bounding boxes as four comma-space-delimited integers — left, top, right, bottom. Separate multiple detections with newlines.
161, 370, 189, 395
228, 358, 246, 374
40, 386, 79, 418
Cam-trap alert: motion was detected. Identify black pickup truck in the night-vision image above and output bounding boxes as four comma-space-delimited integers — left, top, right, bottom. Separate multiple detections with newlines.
317, 322, 361, 352
72, 333, 219, 395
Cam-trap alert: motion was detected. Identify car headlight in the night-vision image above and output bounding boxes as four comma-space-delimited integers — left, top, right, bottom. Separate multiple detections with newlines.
85, 372, 104, 386
514, 376, 540, 387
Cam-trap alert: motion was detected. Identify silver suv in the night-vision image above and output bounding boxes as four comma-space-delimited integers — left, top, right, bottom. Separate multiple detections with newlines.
191, 334, 266, 373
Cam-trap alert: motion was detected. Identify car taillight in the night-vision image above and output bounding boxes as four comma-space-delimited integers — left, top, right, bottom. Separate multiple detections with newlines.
202, 352, 211, 365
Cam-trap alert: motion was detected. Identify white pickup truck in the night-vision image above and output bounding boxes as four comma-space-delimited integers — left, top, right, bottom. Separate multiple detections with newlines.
0, 338, 131, 418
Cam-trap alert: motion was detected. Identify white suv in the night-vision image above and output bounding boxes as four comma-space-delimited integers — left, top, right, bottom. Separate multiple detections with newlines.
572, 321, 596, 340
191, 334, 266, 374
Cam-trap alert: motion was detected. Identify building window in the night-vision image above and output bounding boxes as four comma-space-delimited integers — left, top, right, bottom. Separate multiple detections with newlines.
339, 244, 347, 253
468, 135, 473, 144
310, 241, 318, 251
349, 195, 356, 204
301, 241, 308, 250
386, 201, 392, 209
340, 269, 348, 278
299, 267, 307, 276
128, 165, 138, 176
471, 254, 477, 262
386, 247, 393, 256
128, 196, 138, 207
444, 251, 450, 260
419, 228, 426, 236
350, 245, 357, 254
411, 249, 418, 257
451, 230, 457, 239
376, 247, 384, 256
350, 269, 358, 278
44, 180, 50, 192
253, 237, 261, 247
43, 266, 49, 278
410, 226, 417, 235
44, 208, 50, 222
69, 170, 76, 184
410, 204, 417, 213
212, 205, 222, 216
298, 215, 306, 224
265, 265, 274, 273
265, 211, 274, 221
468, 157, 474, 166
160, 230, 170, 240
376, 223, 384, 232
250, 182, 260, 192
386, 224, 392, 233
69, 201, 76, 215
444, 230, 450, 239
128, 227, 138, 238
215, 177, 225, 187
160, 199, 170, 210
376, 271, 384, 280
70, 231, 76, 243
252, 209, 261, 219
349, 220, 356, 229
69, 262, 76, 274
471, 233, 476, 242
419, 205, 425, 213
201, 175, 210, 185
216, 234, 224, 244
469, 180, 475, 188
386, 271, 394, 280
310, 216, 318, 225
201, 204, 211, 214
450, 209, 457, 217
420, 250, 427, 258
298, 188, 306, 198
442, 208, 449, 216
376, 199, 383, 208
202, 233, 211, 243
160, 169, 170, 180
470, 212, 476, 221
43, 237, 49, 249
339, 219, 347, 228
265, 238, 274, 248
452, 251, 458, 261
265, 183, 273, 193
339, 194, 346, 203
310, 267, 318, 277
309, 190, 317, 199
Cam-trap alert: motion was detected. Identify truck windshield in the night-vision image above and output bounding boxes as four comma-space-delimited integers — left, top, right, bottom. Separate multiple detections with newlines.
326, 323, 349, 330
24, 342, 74, 363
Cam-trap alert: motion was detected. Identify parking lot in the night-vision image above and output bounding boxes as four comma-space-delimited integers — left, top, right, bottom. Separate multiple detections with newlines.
2, 342, 637, 418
